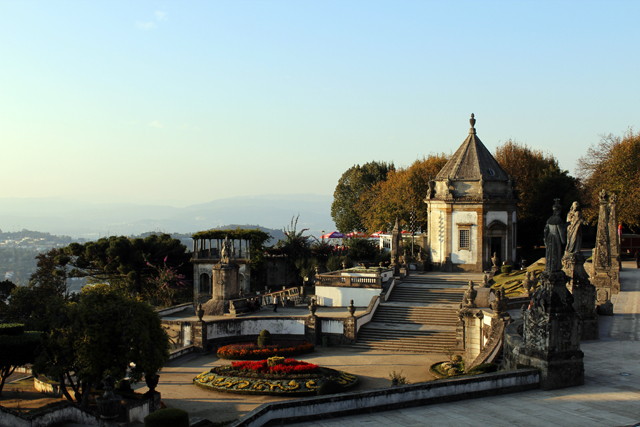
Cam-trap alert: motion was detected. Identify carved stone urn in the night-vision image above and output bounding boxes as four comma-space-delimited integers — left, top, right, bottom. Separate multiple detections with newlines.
96, 375, 122, 424
347, 300, 356, 317
145, 373, 160, 393
195, 303, 204, 321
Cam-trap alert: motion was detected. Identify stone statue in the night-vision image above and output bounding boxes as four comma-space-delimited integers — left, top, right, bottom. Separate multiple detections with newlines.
221, 235, 232, 264
522, 270, 537, 295
565, 201, 587, 255
491, 288, 508, 315
462, 280, 477, 308
544, 199, 567, 273
427, 177, 435, 199
481, 273, 489, 288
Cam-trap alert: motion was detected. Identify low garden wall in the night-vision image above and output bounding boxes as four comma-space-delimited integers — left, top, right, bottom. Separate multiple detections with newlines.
165, 294, 384, 352
230, 368, 540, 427
0, 403, 101, 427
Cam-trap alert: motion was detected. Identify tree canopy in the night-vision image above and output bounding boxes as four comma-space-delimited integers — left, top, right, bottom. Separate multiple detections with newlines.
331, 161, 394, 233
495, 139, 581, 249
61, 234, 190, 300
356, 155, 448, 232
33, 284, 169, 408
576, 130, 640, 231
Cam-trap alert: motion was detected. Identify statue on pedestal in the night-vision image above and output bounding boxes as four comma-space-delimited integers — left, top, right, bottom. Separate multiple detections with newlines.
565, 202, 587, 255
544, 199, 567, 273
221, 235, 232, 264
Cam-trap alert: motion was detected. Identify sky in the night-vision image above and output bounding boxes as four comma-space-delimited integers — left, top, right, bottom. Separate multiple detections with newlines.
1, 1, 638, 207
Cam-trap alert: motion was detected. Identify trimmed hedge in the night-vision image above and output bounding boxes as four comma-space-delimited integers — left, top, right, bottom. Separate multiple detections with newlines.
0, 323, 25, 336
144, 408, 189, 427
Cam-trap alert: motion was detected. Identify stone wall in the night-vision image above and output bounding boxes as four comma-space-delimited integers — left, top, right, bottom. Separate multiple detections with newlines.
231, 369, 540, 427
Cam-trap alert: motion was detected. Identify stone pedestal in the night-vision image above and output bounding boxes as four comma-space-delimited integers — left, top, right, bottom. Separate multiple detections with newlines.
518, 271, 584, 389
563, 253, 599, 340
305, 313, 320, 345
212, 262, 241, 301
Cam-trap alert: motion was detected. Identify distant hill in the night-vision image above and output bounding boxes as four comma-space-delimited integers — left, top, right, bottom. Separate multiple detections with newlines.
0, 194, 334, 239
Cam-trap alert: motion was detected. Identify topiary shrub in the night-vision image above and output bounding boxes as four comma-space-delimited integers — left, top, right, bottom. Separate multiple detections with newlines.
257, 330, 272, 348
501, 265, 512, 274
144, 408, 189, 427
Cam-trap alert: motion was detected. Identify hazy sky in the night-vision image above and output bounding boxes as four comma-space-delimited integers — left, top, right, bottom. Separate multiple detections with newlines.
1, 1, 638, 207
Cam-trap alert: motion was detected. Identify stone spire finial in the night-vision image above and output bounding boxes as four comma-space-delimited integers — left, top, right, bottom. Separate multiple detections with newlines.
469, 113, 476, 134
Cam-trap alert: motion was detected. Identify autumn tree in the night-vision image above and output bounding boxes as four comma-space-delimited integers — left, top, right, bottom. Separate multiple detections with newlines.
356, 154, 448, 232
576, 130, 640, 231
495, 140, 581, 249
331, 161, 394, 233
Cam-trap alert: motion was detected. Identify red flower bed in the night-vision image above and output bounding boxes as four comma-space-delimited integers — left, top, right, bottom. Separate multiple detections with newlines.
217, 341, 314, 360
231, 359, 319, 375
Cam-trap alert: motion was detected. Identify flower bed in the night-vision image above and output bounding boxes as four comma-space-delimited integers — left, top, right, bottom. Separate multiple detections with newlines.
217, 340, 314, 360
194, 358, 357, 396
231, 358, 319, 375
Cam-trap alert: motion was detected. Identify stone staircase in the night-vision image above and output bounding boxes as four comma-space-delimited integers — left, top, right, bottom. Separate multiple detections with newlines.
351, 273, 482, 353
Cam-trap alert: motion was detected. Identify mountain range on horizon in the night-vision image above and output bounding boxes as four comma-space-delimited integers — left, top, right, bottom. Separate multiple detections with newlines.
0, 194, 335, 239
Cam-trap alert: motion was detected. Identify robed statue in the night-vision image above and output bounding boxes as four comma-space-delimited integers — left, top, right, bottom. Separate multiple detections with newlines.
221, 235, 232, 264
544, 199, 567, 272
565, 201, 587, 255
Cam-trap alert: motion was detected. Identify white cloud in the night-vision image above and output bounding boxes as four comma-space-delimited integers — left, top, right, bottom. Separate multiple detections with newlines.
155, 11, 168, 22
149, 120, 163, 128
136, 21, 156, 30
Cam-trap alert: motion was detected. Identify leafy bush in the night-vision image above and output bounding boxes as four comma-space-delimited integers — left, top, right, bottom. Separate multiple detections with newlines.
373, 251, 390, 266
389, 370, 410, 385
326, 256, 352, 272
345, 238, 379, 261
144, 408, 189, 427
501, 265, 512, 274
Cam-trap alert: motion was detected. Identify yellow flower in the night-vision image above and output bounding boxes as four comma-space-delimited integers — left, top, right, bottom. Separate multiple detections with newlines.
305, 380, 318, 390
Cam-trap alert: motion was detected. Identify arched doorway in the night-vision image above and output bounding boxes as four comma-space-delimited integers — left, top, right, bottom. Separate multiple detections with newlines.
199, 273, 211, 294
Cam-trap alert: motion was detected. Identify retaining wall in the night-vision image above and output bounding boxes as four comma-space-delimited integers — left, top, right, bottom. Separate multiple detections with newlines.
230, 368, 540, 427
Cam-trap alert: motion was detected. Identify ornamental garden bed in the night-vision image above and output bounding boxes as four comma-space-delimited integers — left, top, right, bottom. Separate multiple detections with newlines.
216, 340, 314, 360
194, 357, 357, 396
429, 359, 498, 379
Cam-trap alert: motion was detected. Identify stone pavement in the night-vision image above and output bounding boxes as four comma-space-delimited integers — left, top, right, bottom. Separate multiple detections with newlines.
287, 261, 640, 427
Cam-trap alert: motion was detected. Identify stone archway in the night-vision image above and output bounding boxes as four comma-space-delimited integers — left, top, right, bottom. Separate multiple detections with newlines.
199, 273, 211, 294
486, 220, 507, 269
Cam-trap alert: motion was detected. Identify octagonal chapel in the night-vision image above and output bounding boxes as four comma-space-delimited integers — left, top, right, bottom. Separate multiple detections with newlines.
424, 114, 517, 272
